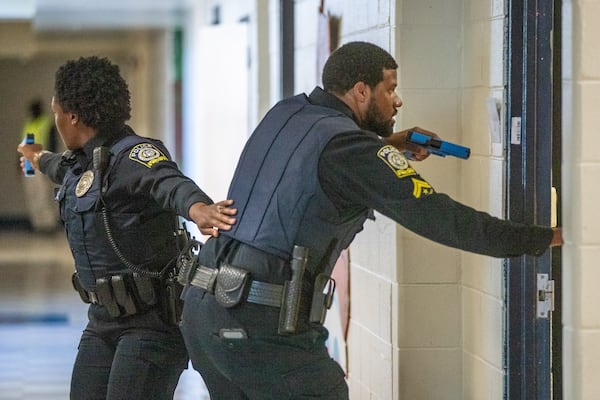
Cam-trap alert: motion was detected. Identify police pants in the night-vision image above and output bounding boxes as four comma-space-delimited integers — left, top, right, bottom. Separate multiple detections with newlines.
70, 304, 188, 400
180, 285, 348, 400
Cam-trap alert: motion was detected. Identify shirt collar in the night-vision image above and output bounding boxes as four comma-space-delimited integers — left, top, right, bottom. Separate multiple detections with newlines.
308, 87, 357, 122
77, 125, 130, 167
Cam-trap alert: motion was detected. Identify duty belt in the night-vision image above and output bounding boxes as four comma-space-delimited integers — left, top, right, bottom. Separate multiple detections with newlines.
190, 265, 283, 308
85, 290, 100, 304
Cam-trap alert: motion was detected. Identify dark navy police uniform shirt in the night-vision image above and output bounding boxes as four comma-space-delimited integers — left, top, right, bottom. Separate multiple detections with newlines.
39, 126, 212, 289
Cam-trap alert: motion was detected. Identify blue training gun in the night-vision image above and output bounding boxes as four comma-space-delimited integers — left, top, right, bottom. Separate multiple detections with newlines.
406, 131, 471, 160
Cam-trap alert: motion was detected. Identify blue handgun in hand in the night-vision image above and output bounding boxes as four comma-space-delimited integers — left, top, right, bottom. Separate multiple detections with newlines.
23, 133, 35, 176
406, 131, 470, 160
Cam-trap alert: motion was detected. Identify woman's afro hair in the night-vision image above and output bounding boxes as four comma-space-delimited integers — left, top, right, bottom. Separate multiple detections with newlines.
54, 56, 131, 129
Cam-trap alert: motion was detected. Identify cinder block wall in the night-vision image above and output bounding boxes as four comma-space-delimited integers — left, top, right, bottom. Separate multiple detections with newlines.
562, 1, 600, 399
390, 1, 463, 399
460, 1, 506, 399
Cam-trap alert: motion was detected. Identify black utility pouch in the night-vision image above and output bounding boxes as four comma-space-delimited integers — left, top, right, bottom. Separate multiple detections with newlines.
133, 273, 157, 306
214, 264, 250, 308
111, 275, 138, 316
71, 273, 91, 304
96, 277, 122, 318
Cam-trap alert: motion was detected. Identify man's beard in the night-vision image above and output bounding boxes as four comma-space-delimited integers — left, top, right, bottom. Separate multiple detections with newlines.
363, 99, 394, 137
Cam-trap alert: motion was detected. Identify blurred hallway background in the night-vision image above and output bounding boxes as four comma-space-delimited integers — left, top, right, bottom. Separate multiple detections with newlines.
0, 229, 209, 400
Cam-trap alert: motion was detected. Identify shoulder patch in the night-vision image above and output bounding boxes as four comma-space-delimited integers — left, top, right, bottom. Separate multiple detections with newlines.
411, 178, 434, 198
128, 143, 168, 168
377, 145, 417, 178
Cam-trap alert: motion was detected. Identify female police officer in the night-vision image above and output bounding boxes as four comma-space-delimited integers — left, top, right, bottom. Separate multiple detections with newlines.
178, 42, 562, 399
18, 56, 236, 400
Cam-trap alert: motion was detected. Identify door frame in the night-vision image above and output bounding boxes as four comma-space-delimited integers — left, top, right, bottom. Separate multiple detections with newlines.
504, 0, 561, 398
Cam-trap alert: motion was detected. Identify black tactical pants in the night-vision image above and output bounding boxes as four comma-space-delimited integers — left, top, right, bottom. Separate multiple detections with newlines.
70, 304, 188, 400
180, 285, 348, 400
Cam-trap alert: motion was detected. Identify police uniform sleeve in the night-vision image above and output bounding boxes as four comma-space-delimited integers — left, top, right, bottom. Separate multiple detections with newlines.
116, 142, 213, 220
38, 151, 69, 184
318, 132, 554, 258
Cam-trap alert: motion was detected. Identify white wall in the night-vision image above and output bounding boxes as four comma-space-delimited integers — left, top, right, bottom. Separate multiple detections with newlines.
181, 21, 249, 202
460, 1, 506, 398
562, 1, 600, 399
392, 0, 465, 398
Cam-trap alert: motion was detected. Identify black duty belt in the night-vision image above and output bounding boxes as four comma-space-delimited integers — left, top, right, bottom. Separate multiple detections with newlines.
190, 265, 283, 308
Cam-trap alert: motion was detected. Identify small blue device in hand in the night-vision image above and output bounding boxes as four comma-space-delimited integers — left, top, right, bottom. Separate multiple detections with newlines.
23, 133, 35, 176
406, 131, 470, 160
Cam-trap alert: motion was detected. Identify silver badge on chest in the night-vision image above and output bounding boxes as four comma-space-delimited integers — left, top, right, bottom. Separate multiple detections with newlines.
75, 170, 95, 197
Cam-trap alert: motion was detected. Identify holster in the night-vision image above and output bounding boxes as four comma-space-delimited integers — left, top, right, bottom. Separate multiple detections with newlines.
160, 270, 184, 326
278, 245, 309, 335
214, 264, 251, 308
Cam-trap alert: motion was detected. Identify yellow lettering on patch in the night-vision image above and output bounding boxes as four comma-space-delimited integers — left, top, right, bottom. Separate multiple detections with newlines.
146, 156, 168, 167
412, 178, 434, 198
377, 145, 416, 179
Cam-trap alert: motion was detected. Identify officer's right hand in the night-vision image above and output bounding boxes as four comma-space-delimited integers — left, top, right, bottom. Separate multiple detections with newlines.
189, 199, 237, 237
385, 126, 440, 161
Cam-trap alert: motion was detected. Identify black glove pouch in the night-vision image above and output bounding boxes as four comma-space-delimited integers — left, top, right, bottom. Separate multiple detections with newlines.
214, 264, 250, 308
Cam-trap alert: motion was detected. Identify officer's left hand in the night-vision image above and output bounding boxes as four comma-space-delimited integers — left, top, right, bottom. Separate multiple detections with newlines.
384, 127, 439, 161
189, 199, 237, 237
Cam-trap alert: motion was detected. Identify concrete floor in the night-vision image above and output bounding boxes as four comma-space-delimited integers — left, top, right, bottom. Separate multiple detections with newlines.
0, 230, 209, 400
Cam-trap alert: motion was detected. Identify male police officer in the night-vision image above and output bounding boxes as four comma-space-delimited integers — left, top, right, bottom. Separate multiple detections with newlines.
179, 42, 563, 399
18, 56, 236, 400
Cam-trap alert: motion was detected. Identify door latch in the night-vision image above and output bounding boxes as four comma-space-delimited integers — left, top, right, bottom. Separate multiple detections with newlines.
537, 273, 555, 319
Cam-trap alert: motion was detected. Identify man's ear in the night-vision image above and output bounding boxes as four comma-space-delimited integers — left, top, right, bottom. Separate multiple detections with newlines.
70, 113, 78, 125
351, 81, 370, 103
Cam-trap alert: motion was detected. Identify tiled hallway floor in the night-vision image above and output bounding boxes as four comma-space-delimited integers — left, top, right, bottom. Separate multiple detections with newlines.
0, 230, 209, 400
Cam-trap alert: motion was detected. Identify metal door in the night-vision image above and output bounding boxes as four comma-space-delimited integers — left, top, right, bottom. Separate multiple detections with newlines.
504, 0, 562, 398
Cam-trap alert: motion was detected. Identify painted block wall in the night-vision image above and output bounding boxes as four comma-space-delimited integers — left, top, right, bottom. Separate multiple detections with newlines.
460, 1, 506, 399
393, 1, 464, 399
562, 1, 600, 399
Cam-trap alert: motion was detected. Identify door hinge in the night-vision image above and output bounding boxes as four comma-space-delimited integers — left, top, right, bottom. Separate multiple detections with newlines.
537, 273, 555, 319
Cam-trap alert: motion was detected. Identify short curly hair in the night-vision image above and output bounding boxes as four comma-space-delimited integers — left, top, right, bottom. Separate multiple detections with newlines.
322, 41, 398, 94
54, 56, 131, 131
